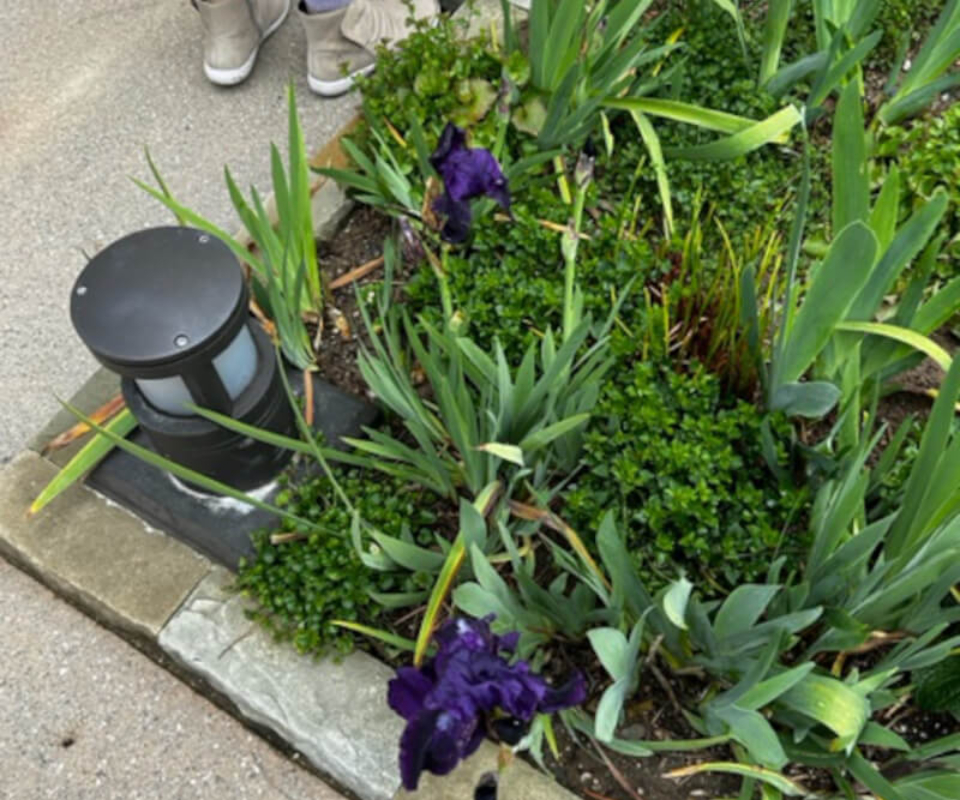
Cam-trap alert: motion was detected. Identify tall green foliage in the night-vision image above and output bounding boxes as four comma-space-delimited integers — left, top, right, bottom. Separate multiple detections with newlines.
744, 81, 952, 431
349, 297, 612, 499
138, 84, 319, 369
878, 0, 960, 124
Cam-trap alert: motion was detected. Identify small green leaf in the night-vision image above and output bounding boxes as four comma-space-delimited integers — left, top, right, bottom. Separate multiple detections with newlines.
331, 620, 418, 652
664, 106, 802, 161
859, 721, 911, 751
769, 381, 841, 418
371, 532, 445, 573
588, 628, 629, 680
663, 577, 693, 630
413, 482, 500, 666
711, 705, 787, 768
607, 98, 786, 139
776, 222, 878, 385
760, 0, 793, 85
780, 673, 870, 753
714, 585, 781, 640
835, 321, 952, 370
832, 80, 869, 234
896, 770, 960, 800
916, 656, 960, 713
518, 414, 590, 454
629, 109, 673, 234
475, 442, 525, 467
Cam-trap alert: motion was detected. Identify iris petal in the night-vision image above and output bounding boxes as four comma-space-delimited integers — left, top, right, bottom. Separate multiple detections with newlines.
429, 123, 511, 242
540, 672, 588, 714
388, 666, 435, 719
433, 193, 473, 244
389, 616, 586, 789
398, 710, 442, 791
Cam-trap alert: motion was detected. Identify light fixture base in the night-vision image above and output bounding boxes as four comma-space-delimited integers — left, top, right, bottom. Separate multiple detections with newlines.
88, 374, 379, 570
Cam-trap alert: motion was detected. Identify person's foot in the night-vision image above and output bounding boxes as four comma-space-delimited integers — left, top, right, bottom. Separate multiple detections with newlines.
299, 0, 437, 97
194, 0, 291, 86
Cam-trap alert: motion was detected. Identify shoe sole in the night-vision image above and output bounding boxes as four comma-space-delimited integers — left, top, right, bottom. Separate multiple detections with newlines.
204, 0, 291, 86
307, 63, 376, 97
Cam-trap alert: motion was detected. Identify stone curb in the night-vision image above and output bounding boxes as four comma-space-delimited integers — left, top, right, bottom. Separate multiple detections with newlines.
2, 2, 578, 798
0, 451, 210, 644
159, 568, 404, 800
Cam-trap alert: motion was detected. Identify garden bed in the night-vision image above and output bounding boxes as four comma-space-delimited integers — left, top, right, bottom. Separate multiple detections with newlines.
31, 1, 960, 799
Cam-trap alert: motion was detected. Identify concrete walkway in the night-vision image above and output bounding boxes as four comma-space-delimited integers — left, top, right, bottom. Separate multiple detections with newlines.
0, 0, 357, 462
0, 2, 355, 797
0, 555, 345, 800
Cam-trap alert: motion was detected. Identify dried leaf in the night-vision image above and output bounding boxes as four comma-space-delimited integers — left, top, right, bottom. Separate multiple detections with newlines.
329, 307, 352, 340
329, 256, 385, 290
41, 394, 125, 455
303, 367, 315, 427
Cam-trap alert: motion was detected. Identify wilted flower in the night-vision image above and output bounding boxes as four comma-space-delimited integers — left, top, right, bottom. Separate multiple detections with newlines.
430, 124, 511, 243
399, 216, 425, 265
387, 615, 586, 790
575, 142, 596, 189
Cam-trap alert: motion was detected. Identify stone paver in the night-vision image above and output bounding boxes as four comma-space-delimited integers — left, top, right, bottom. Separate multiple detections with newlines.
0, 451, 210, 641
159, 569, 404, 800
0, 555, 346, 800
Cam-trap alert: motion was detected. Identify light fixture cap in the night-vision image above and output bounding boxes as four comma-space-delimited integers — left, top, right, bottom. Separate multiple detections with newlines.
70, 227, 249, 380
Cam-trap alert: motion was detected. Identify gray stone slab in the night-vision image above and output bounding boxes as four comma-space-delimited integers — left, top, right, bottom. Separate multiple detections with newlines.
313, 179, 355, 242
0, 451, 211, 640
159, 568, 405, 800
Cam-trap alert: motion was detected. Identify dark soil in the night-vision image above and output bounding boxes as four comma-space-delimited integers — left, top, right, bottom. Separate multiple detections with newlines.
544, 674, 740, 800
313, 206, 394, 397
874, 355, 946, 450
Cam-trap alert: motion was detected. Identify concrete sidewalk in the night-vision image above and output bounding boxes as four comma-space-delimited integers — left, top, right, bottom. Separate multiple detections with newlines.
0, 554, 346, 800
0, 2, 356, 797
0, 0, 357, 461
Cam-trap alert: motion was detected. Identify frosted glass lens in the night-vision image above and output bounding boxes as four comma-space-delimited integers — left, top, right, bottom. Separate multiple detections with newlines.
213, 324, 258, 400
136, 375, 193, 416
135, 324, 258, 416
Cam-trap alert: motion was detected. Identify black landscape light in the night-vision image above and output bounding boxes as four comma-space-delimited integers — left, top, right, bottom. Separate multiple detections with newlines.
70, 226, 296, 491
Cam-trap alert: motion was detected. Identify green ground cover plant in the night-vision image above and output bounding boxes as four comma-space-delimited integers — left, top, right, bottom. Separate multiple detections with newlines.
235, 468, 442, 654
563, 361, 805, 587
405, 182, 656, 355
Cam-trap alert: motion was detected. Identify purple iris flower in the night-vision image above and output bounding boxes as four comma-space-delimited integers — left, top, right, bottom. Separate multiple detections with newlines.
430, 123, 511, 243
387, 615, 587, 790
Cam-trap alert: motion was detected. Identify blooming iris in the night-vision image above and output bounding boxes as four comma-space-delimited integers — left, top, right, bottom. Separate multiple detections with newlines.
387, 615, 586, 790
430, 123, 511, 243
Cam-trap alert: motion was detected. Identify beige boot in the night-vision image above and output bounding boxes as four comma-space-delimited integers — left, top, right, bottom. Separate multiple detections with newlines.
299, 0, 437, 97
194, 0, 291, 86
